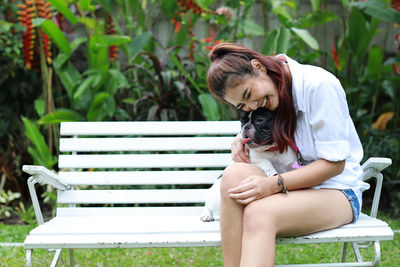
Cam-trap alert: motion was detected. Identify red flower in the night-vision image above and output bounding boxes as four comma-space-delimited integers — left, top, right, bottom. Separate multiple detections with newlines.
203, 24, 222, 51
106, 14, 118, 62
18, 0, 53, 69
332, 36, 341, 70
392, 63, 400, 75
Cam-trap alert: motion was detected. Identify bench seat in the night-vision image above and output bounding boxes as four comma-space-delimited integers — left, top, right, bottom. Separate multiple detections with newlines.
24, 211, 392, 250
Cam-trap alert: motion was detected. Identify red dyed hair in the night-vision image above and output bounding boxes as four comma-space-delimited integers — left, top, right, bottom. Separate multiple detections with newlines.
206, 43, 296, 153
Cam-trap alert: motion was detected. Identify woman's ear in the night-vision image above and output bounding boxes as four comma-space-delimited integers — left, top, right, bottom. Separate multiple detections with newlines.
250, 59, 266, 74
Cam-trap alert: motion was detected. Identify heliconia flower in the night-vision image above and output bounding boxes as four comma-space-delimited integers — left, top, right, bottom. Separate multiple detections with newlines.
393, 0, 400, 24
17, 0, 53, 69
106, 14, 118, 62
18, 1, 36, 69
54, 13, 66, 32
332, 36, 341, 70
188, 16, 195, 61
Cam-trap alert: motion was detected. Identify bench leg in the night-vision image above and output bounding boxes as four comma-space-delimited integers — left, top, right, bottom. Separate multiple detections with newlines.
352, 242, 363, 262
26, 249, 33, 267
50, 249, 62, 267
340, 242, 348, 262
69, 249, 75, 267
372, 241, 381, 267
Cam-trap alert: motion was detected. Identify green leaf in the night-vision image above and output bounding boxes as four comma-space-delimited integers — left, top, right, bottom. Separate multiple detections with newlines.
73, 76, 95, 100
71, 37, 87, 54
310, 0, 321, 12
261, 29, 279, 56
170, 53, 203, 94
195, 0, 214, 10
367, 46, 383, 78
22, 117, 56, 168
198, 94, 221, 121
351, 1, 400, 23
88, 33, 109, 73
34, 18, 71, 56
276, 27, 290, 54
87, 93, 110, 121
48, 0, 78, 25
242, 20, 265, 36
273, 5, 293, 23
103, 35, 131, 46
129, 32, 152, 59
38, 109, 85, 124
77, 17, 97, 30
95, 0, 113, 13
53, 54, 81, 99
79, 0, 91, 11
34, 98, 45, 117
291, 27, 319, 50
107, 69, 128, 92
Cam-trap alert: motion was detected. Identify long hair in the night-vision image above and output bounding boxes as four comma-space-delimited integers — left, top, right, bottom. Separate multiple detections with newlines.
207, 43, 296, 152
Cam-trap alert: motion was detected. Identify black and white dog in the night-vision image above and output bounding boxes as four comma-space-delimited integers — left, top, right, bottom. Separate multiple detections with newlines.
200, 108, 303, 222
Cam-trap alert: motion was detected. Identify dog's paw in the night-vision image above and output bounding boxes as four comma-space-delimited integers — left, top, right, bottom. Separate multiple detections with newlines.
200, 215, 215, 222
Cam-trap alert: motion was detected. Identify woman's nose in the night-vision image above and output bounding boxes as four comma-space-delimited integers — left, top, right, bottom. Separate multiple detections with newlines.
247, 101, 258, 111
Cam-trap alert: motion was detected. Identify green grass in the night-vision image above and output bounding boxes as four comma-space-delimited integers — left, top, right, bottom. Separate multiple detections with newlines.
1, 216, 399, 267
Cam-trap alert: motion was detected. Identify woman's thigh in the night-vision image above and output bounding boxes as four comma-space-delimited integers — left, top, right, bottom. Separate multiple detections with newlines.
243, 188, 353, 238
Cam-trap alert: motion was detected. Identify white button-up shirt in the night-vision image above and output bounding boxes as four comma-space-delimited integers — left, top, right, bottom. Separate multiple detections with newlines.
285, 56, 370, 208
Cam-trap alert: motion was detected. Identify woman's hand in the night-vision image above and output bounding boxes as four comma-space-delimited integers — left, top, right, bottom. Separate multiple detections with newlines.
231, 133, 250, 163
228, 175, 275, 205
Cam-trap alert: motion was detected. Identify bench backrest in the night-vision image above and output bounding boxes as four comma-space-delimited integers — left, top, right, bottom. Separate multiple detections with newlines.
57, 121, 239, 213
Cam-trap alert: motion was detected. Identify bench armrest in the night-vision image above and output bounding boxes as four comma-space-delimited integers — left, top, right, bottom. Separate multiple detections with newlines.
361, 157, 392, 173
23, 165, 69, 190
23, 165, 70, 225
361, 157, 392, 218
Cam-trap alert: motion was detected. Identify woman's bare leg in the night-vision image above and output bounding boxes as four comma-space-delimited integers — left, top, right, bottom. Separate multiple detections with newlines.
219, 163, 267, 267
240, 188, 353, 267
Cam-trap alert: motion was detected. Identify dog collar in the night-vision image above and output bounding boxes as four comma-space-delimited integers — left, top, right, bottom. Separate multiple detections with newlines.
266, 139, 305, 167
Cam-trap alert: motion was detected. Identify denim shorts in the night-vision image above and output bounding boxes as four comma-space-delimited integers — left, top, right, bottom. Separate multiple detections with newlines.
341, 189, 360, 223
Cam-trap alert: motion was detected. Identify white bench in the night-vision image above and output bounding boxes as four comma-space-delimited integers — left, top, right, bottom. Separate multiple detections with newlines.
23, 121, 394, 267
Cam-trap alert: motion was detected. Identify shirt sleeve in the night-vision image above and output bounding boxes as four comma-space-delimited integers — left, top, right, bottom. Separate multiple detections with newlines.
308, 75, 351, 161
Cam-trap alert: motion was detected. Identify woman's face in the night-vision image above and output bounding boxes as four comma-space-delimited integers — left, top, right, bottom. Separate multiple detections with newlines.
223, 61, 279, 112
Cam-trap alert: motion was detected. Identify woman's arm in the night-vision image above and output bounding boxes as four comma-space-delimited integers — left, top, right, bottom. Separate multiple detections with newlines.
283, 158, 345, 190
228, 158, 345, 205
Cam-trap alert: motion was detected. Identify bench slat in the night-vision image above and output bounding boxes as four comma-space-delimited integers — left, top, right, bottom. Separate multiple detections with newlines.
60, 137, 234, 152
58, 170, 223, 185
57, 189, 207, 204
56, 207, 207, 217
60, 121, 240, 136
58, 153, 232, 168
24, 214, 393, 249
24, 232, 222, 249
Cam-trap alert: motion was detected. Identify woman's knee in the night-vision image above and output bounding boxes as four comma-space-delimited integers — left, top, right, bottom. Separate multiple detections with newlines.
220, 163, 252, 194
242, 199, 279, 236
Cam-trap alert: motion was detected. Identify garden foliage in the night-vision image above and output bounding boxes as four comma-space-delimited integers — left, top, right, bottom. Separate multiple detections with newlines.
0, 0, 399, 219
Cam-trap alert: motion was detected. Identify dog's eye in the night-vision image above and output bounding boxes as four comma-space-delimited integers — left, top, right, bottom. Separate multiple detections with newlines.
255, 118, 264, 124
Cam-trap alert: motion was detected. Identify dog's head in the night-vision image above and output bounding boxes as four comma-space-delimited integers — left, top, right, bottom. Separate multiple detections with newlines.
239, 108, 275, 150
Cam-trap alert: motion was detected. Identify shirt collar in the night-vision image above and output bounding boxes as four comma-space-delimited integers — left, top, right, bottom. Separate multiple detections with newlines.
282, 55, 305, 113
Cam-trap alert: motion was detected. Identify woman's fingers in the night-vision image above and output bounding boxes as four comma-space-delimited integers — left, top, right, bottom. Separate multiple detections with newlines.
228, 176, 270, 205
231, 134, 250, 163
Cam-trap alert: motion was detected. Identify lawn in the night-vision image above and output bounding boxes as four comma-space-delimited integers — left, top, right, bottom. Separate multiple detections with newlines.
1, 215, 399, 266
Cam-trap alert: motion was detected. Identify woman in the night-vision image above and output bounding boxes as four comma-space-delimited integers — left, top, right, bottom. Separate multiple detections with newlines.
206, 43, 369, 267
